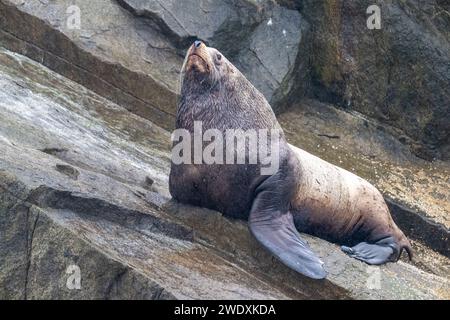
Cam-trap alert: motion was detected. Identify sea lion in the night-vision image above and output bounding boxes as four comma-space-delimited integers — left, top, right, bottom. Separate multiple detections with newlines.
169, 40, 412, 279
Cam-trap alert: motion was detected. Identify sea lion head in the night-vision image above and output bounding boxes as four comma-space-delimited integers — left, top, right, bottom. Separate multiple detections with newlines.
180, 40, 237, 92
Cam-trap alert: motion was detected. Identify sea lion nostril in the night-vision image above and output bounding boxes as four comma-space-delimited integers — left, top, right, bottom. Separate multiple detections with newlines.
194, 40, 202, 48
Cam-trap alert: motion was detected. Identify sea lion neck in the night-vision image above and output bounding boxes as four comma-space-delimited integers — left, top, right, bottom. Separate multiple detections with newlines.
180, 77, 220, 96
177, 79, 228, 127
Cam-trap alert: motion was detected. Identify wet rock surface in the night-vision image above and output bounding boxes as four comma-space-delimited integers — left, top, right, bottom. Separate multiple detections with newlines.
0, 48, 449, 299
297, 0, 450, 160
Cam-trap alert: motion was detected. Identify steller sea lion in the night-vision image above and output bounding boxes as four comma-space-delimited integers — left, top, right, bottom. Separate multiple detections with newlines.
169, 40, 413, 279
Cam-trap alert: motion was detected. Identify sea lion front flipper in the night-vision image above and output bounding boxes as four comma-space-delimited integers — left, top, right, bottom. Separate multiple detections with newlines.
249, 210, 327, 279
341, 236, 398, 265
248, 173, 327, 279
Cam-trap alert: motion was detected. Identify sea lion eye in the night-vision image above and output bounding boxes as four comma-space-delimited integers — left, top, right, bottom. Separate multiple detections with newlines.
216, 54, 222, 62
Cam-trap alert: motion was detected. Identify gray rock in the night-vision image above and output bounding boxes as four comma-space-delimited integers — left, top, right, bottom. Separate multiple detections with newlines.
295, 0, 450, 160
235, 4, 307, 103
117, 0, 256, 50
0, 0, 183, 130
116, 0, 308, 104
1, 0, 448, 161
0, 0, 309, 126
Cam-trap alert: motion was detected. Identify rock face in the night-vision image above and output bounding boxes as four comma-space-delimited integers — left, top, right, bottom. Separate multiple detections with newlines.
1, 0, 448, 159
234, 4, 308, 103
117, 0, 261, 50
0, 0, 309, 119
296, 0, 450, 160
0, 0, 182, 130
0, 0, 449, 300
117, 0, 308, 105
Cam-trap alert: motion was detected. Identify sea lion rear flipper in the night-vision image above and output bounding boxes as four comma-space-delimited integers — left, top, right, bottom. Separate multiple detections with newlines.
249, 210, 327, 279
341, 236, 399, 265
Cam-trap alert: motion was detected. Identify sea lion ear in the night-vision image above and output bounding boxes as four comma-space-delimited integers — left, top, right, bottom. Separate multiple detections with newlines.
226, 63, 235, 74
248, 173, 327, 279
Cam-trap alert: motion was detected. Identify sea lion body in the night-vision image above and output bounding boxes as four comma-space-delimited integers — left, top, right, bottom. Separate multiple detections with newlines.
170, 41, 412, 279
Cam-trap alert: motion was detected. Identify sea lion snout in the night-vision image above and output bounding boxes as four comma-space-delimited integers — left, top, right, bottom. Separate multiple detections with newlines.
185, 40, 211, 75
